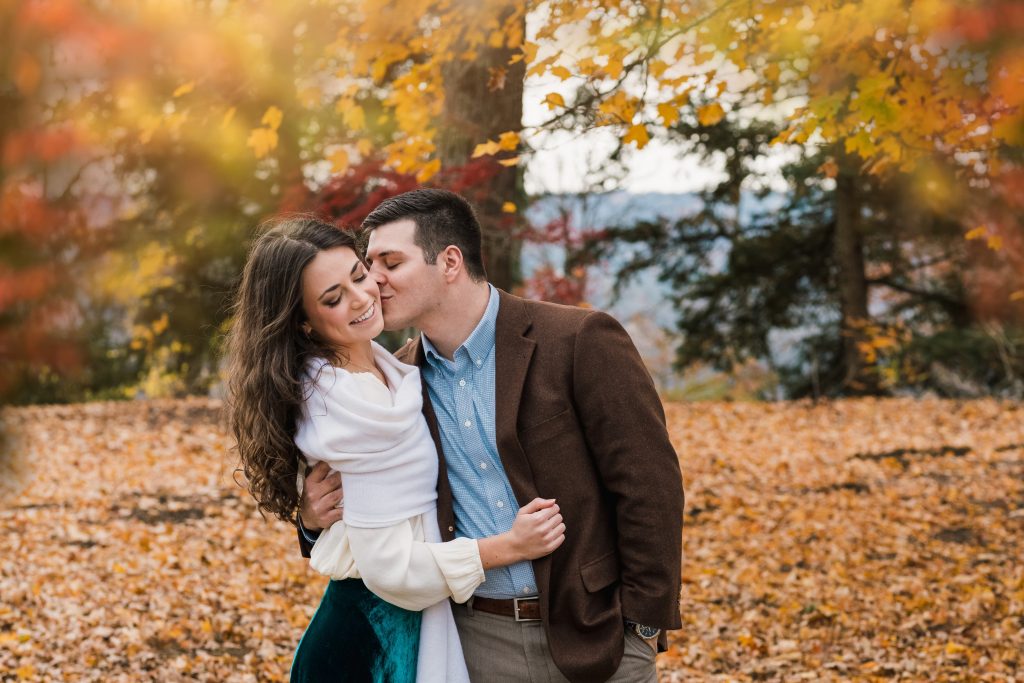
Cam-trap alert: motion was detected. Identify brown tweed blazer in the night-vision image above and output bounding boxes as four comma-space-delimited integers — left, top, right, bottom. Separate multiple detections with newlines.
299, 289, 684, 682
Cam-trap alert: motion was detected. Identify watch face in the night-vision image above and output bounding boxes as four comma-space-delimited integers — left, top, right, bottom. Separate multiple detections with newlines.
635, 624, 660, 639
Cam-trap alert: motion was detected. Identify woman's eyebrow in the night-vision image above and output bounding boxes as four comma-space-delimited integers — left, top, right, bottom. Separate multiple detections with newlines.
318, 284, 340, 300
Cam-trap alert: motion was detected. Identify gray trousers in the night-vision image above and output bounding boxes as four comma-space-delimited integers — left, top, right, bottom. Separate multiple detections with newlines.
451, 600, 657, 683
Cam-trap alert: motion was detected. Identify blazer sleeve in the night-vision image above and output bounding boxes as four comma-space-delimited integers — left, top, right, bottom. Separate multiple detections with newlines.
296, 523, 317, 559
344, 520, 484, 611
571, 310, 684, 630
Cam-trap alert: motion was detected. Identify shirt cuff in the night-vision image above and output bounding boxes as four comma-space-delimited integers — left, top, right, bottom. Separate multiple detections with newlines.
425, 537, 485, 604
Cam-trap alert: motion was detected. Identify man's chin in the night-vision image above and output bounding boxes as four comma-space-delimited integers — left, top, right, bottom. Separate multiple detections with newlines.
381, 315, 406, 333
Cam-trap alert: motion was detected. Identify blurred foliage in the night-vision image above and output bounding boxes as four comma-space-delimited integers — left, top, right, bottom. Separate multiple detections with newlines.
1, 0, 1021, 403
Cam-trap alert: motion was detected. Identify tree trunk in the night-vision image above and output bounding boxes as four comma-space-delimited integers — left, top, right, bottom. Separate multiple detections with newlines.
438, 4, 525, 291
833, 155, 878, 394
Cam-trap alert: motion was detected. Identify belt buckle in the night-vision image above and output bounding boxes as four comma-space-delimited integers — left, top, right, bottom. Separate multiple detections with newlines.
513, 596, 540, 622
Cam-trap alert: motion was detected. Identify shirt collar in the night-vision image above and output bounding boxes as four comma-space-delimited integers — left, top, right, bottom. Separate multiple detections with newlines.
422, 284, 499, 370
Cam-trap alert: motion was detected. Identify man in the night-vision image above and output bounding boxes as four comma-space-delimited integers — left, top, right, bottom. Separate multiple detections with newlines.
298, 189, 683, 682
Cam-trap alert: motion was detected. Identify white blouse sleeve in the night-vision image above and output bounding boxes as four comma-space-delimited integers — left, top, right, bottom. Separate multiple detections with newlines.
345, 518, 484, 611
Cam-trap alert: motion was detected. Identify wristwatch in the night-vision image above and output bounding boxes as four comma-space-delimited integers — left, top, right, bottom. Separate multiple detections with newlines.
626, 621, 661, 640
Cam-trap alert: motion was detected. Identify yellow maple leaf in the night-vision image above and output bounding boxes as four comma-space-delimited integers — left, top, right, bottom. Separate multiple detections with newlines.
246, 127, 278, 158
964, 226, 987, 240
502, 202, 516, 213
544, 92, 566, 110
623, 123, 650, 149
498, 156, 520, 167
518, 42, 539, 65
151, 313, 169, 335
697, 103, 726, 126
657, 103, 680, 127
172, 81, 195, 98
605, 56, 624, 80
987, 235, 1003, 251
1011, 290, 1024, 302
416, 158, 441, 183
472, 140, 502, 158
16, 665, 35, 680
598, 91, 638, 124
344, 104, 366, 132
550, 65, 572, 81
648, 60, 669, 79
497, 131, 520, 151
329, 148, 350, 174
261, 105, 283, 131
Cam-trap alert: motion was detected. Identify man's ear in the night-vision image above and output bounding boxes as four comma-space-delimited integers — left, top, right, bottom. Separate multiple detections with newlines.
439, 245, 464, 282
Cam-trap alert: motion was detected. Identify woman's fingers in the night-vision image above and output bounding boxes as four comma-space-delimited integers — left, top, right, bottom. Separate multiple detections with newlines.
520, 497, 556, 515
530, 504, 559, 523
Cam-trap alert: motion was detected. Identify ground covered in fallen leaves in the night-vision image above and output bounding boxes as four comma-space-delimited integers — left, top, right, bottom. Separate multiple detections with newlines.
1, 398, 1021, 681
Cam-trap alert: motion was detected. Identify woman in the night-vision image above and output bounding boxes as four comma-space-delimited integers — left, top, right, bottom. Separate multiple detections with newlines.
225, 217, 565, 683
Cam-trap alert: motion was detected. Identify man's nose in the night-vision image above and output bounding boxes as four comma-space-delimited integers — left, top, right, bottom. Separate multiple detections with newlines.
369, 263, 387, 286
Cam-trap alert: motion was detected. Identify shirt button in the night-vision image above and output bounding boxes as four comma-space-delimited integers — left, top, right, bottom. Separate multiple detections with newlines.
448, 526, 454, 532
464, 420, 472, 427
476, 359, 482, 366
496, 501, 504, 508
459, 379, 466, 387
522, 587, 532, 594
480, 462, 487, 470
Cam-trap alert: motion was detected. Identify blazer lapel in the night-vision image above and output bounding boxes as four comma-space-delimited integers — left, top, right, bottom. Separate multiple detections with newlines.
494, 290, 540, 503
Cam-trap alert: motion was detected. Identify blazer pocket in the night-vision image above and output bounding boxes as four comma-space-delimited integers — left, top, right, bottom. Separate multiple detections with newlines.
520, 408, 575, 448
579, 551, 620, 593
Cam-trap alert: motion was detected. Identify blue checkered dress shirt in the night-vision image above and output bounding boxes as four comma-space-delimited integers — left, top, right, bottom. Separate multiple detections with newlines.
420, 285, 538, 599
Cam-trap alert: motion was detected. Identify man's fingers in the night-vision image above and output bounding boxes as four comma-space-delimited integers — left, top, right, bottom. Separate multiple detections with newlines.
321, 488, 344, 510
306, 461, 331, 483
320, 508, 343, 527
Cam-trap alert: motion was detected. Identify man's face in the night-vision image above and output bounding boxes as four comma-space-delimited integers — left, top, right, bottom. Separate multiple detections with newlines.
365, 219, 445, 331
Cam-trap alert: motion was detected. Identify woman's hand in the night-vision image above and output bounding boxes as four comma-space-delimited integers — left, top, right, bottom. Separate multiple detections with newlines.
477, 498, 565, 569
508, 498, 565, 561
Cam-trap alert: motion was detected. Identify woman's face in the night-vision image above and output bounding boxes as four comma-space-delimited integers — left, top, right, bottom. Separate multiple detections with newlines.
300, 246, 383, 353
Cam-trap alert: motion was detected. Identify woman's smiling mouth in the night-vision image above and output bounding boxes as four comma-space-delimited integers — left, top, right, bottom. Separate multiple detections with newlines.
350, 301, 376, 325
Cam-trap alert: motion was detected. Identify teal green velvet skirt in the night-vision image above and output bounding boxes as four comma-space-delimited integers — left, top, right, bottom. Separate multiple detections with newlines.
291, 578, 420, 683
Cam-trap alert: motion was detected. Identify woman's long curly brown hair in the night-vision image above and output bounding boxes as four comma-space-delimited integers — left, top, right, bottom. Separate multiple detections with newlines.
225, 216, 359, 524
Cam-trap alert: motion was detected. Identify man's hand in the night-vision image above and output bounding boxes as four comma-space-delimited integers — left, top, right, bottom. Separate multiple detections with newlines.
300, 462, 343, 532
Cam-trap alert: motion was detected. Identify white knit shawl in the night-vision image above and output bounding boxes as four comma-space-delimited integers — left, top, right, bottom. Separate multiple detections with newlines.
294, 341, 439, 529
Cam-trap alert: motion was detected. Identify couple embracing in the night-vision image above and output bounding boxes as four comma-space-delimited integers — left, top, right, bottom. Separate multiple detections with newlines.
226, 189, 684, 683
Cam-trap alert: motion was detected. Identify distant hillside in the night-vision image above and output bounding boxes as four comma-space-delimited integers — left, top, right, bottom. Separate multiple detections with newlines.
523, 192, 787, 395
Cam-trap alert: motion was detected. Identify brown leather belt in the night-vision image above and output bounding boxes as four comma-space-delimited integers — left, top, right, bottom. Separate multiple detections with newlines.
470, 595, 541, 621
